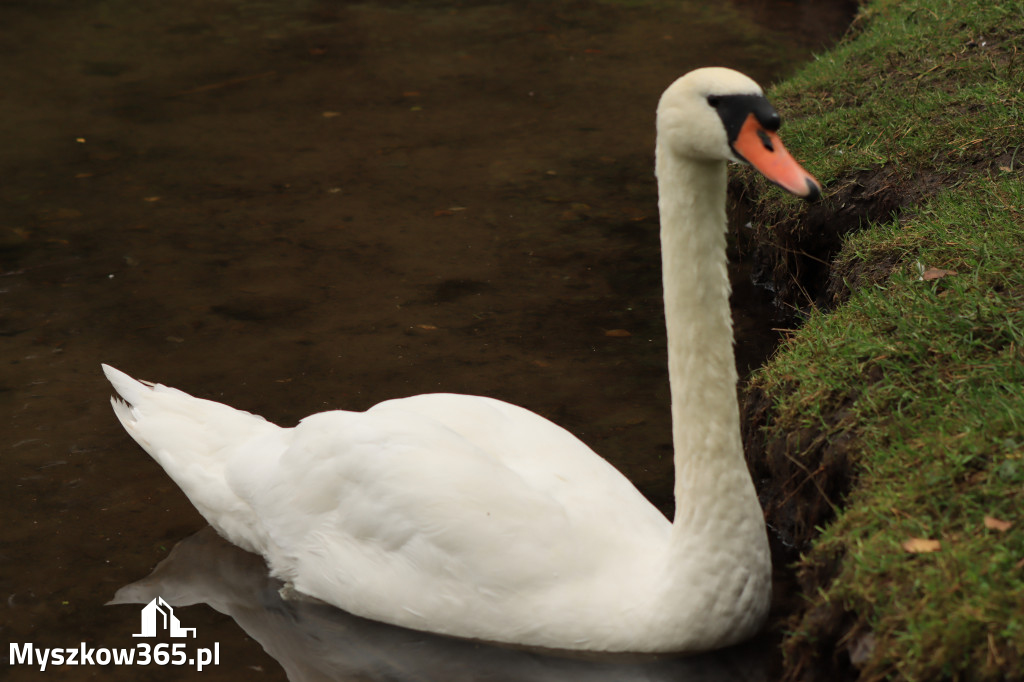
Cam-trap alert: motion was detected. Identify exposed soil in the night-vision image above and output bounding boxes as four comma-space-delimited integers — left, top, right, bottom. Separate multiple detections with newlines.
732, 132, 1007, 682
732, 164, 941, 314
732, 142, 1002, 560
728, 172, 905, 682
731, 164, 933, 568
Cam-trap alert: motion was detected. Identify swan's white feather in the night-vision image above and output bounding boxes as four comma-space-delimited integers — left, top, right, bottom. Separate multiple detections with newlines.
104, 364, 281, 553
105, 366, 672, 648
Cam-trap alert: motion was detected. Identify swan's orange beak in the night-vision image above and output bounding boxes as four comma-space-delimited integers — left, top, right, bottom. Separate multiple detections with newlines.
732, 114, 821, 201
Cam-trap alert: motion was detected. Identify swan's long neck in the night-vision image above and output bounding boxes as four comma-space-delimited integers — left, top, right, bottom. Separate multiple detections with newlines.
655, 143, 767, 565
651, 139, 770, 648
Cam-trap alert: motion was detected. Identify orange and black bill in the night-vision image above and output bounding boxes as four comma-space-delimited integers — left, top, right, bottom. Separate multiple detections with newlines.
710, 94, 821, 201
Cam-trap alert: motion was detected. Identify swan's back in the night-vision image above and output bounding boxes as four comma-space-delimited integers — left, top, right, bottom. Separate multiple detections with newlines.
230, 394, 673, 645
369, 394, 665, 528
105, 367, 673, 648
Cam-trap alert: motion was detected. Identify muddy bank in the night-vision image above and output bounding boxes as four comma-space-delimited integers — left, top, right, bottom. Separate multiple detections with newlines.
734, 153, 963, 682
732, 0, 1024, 676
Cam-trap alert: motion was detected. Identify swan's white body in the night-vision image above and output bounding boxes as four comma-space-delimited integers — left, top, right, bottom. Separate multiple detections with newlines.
104, 68, 820, 653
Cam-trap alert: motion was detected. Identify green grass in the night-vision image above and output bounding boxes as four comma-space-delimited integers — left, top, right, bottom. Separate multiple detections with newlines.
763, 179, 1024, 680
774, 0, 1024, 184
740, 0, 1024, 678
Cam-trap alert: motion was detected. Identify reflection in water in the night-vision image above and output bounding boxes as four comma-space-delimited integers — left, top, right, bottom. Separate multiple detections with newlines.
111, 528, 768, 682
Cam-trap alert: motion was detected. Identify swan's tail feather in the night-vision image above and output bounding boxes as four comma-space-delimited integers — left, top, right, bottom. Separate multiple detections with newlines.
102, 363, 274, 454
102, 364, 280, 553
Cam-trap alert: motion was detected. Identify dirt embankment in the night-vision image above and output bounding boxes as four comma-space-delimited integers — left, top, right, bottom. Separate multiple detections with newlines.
732, 166, 959, 678
735, 98, 1022, 674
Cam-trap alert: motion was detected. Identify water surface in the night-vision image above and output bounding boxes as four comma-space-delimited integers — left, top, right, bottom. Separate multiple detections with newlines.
2, 1, 851, 679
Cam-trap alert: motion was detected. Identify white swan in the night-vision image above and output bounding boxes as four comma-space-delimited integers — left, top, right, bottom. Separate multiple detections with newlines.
103, 67, 820, 654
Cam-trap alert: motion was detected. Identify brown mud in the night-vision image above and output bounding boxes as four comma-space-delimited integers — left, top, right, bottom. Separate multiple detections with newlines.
729, 168, 917, 682
733, 151, 996, 560
732, 109, 1015, 682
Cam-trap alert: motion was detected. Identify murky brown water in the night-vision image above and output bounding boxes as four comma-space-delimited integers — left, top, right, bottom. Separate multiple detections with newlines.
2, 1, 851, 679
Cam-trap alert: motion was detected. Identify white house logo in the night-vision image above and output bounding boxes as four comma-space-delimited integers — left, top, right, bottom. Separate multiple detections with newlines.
9, 596, 219, 672
132, 597, 196, 638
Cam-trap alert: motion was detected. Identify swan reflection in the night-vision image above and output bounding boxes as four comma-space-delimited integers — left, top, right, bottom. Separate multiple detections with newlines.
110, 528, 770, 682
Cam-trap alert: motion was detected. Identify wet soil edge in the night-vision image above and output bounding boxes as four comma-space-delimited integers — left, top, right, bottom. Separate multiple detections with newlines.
729, 163, 959, 681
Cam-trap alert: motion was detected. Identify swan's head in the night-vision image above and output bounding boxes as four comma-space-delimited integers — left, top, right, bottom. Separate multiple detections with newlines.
657, 67, 820, 200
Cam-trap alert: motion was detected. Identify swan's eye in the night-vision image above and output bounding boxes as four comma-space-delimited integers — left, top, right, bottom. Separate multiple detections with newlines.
707, 95, 722, 108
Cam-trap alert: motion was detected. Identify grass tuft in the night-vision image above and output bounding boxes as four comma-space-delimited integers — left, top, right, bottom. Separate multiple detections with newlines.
741, 0, 1024, 678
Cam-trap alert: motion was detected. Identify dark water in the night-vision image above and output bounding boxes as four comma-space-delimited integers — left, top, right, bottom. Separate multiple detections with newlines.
2, 1, 851, 679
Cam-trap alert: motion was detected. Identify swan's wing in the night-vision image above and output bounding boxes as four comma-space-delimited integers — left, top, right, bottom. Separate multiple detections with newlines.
368, 394, 666, 532
224, 394, 669, 638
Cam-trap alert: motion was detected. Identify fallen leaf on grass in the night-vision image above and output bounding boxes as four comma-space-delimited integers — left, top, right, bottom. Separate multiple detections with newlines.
902, 537, 941, 553
984, 516, 1013, 532
921, 267, 957, 281
848, 631, 876, 667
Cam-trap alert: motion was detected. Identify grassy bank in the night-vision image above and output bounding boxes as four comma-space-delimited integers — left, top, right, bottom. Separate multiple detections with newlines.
737, 0, 1024, 679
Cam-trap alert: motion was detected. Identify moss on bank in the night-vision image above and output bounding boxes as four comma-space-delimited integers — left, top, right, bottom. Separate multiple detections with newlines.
737, 0, 1024, 679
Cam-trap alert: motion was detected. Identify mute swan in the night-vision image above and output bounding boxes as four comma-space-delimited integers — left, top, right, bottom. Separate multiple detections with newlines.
103, 67, 820, 654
